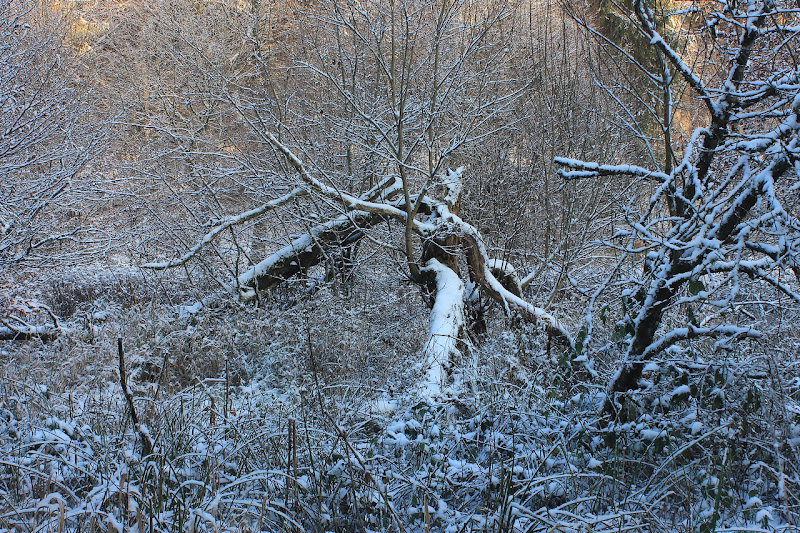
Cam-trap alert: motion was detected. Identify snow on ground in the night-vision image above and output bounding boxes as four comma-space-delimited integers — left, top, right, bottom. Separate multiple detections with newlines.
0, 273, 798, 532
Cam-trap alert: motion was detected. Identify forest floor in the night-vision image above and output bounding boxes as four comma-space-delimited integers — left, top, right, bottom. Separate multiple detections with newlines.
1, 266, 799, 532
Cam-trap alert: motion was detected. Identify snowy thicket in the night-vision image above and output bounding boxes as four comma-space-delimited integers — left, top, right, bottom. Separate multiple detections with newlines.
1, 0, 800, 531
1, 297, 798, 531
0, 0, 102, 274
560, 0, 800, 417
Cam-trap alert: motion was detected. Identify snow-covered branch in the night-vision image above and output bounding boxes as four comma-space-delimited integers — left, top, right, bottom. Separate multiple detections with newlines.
142, 187, 308, 270
640, 325, 761, 360
555, 158, 669, 183
632, 0, 714, 114
455, 220, 573, 350
263, 131, 410, 222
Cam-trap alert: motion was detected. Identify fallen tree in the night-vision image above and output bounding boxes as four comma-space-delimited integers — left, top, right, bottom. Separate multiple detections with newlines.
0, 303, 64, 341
0, 323, 63, 342
119, 0, 585, 395
143, 135, 573, 394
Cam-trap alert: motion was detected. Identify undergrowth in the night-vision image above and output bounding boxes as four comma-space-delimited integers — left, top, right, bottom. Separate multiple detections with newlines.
0, 279, 798, 532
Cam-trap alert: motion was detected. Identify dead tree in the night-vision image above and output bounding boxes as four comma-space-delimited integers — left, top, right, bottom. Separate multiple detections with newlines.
145, 135, 573, 394
135, 0, 576, 393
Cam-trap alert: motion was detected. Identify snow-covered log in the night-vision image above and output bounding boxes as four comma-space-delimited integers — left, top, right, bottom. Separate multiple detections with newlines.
234, 175, 401, 297
236, 209, 384, 297
0, 324, 63, 341
419, 258, 464, 396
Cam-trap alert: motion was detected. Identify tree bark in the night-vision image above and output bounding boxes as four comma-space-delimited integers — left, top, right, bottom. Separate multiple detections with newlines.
237, 210, 385, 296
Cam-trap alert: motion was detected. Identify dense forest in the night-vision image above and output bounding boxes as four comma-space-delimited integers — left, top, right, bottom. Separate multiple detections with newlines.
1, 0, 799, 530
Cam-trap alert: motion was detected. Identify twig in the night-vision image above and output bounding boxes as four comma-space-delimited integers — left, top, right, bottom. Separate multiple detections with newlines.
118, 338, 153, 457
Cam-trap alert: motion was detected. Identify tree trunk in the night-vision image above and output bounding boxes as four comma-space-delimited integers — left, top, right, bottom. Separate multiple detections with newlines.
0, 324, 63, 341
237, 210, 385, 297
419, 258, 464, 396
